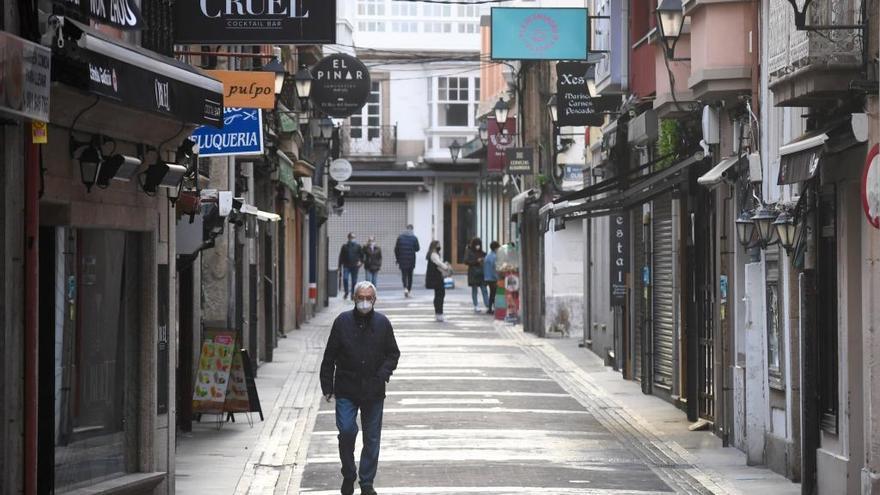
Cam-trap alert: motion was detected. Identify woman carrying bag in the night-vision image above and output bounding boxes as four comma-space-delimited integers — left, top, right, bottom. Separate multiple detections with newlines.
425, 240, 453, 322
463, 237, 490, 313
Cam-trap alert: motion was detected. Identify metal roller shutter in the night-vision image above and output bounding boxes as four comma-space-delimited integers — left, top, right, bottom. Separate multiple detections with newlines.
652, 195, 675, 389
632, 207, 645, 382
327, 198, 408, 285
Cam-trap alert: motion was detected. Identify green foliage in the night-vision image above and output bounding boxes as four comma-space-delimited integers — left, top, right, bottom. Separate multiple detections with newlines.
656, 119, 680, 169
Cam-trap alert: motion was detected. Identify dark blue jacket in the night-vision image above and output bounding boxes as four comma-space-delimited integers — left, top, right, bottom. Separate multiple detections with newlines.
394, 231, 420, 270
338, 241, 364, 269
320, 309, 400, 402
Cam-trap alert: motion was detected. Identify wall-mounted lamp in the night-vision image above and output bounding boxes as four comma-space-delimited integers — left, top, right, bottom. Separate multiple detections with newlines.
77, 145, 102, 192
449, 139, 462, 164
478, 121, 489, 146
493, 98, 510, 127
735, 210, 756, 247
656, 0, 688, 60
294, 65, 313, 107
547, 94, 558, 126
751, 205, 779, 248
773, 210, 798, 252
262, 57, 287, 95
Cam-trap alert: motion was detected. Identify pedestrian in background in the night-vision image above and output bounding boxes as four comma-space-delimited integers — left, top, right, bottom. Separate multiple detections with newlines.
320, 281, 400, 495
425, 240, 452, 322
394, 224, 420, 298
464, 237, 490, 313
338, 232, 364, 300
363, 237, 382, 287
484, 241, 500, 314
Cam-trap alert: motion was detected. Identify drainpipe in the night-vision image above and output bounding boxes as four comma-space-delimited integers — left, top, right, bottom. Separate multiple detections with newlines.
24, 130, 39, 494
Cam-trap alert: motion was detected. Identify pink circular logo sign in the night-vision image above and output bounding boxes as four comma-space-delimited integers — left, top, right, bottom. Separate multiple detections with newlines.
862, 144, 880, 229
519, 14, 560, 54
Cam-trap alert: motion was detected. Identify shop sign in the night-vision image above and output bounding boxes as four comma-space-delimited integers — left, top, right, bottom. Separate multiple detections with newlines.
191, 107, 264, 157
329, 158, 353, 182
311, 54, 371, 118
0, 32, 51, 122
206, 70, 276, 109
52, 0, 144, 30
491, 8, 589, 60
173, 0, 335, 44
506, 147, 534, 175
83, 51, 222, 127
555, 61, 616, 127
487, 116, 516, 174
610, 211, 629, 306
863, 144, 880, 229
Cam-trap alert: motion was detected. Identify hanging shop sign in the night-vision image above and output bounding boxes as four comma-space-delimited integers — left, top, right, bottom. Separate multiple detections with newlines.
862, 144, 880, 229
506, 147, 534, 175
311, 54, 371, 118
329, 158, 353, 182
490, 8, 589, 60
610, 211, 629, 306
173, 0, 335, 44
206, 70, 276, 109
191, 107, 264, 157
52, 0, 144, 30
555, 61, 617, 127
487, 116, 516, 174
0, 32, 51, 122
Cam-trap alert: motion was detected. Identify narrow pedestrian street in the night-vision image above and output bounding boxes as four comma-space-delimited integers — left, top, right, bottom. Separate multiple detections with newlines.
178, 283, 797, 495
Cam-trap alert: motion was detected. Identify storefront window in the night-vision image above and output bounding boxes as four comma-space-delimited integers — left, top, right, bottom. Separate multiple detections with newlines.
53, 229, 140, 490
765, 246, 784, 389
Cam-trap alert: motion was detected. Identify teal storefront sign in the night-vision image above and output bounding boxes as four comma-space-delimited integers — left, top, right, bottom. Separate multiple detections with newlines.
491, 8, 589, 61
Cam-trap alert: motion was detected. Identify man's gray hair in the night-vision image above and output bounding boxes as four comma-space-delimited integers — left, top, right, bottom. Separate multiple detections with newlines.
354, 281, 377, 298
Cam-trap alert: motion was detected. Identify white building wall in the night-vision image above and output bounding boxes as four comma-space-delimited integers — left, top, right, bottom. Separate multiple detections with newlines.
544, 223, 584, 334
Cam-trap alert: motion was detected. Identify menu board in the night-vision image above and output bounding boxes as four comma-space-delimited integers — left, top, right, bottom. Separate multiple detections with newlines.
224, 349, 251, 412
192, 332, 236, 414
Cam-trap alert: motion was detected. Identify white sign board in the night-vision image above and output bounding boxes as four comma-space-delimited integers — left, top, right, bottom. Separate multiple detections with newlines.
329, 158, 353, 182
0, 31, 51, 122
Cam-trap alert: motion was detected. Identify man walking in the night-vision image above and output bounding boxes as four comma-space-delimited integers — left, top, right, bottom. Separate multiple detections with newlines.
363, 237, 382, 287
338, 232, 364, 300
320, 281, 400, 495
394, 225, 420, 298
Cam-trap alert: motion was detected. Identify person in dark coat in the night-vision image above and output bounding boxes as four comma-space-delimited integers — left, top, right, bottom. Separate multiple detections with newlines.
425, 240, 452, 321
320, 281, 400, 495
363, 237, 382, 287
338, 232, 364, 300
394, 224, 421, 298
463, 237, 490, 313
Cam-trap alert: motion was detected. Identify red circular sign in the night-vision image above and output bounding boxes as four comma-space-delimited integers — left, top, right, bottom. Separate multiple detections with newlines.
862, 144, 880, 229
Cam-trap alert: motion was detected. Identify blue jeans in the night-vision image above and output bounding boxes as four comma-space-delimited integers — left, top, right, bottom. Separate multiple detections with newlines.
365, 270, 378, 286
336, 397, 384, 487
471, 284, 489, 307
342, 266, 360, 296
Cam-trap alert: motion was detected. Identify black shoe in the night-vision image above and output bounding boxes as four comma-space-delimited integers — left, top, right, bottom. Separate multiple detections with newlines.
343, 292, 349, 300
360, 486, 377, 495
341, 478, 355, 495
486, 307, 494, 314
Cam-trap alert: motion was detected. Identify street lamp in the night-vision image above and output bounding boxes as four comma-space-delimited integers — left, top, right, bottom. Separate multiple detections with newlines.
78, 145, 102, 193
493, 98, 510, 127
294, 65, 314, 106
735, 210, 755, 247
478, 121, 489, 145
262, 57, 287, 95
751, 205, 778, 247
773, 210, 798, 252
656, 0, 686, 60
547, 94, 558, 126
449, 139, 462, 164
319, 117, 334, 140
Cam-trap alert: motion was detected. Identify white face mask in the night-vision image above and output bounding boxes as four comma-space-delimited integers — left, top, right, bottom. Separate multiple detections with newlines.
356, 300, 374, 314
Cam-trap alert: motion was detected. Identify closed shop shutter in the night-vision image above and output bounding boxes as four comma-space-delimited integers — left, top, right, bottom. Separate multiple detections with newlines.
652, 195, 675, 389
632, 207, 645, 381
327, 197, 408, 281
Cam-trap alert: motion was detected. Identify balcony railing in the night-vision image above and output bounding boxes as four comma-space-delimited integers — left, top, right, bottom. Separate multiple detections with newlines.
767, 0, 863, 80
340, 124, 397, 158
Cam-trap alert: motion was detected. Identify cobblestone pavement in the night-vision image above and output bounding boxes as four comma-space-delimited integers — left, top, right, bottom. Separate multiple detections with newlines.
211, 285, 795, 495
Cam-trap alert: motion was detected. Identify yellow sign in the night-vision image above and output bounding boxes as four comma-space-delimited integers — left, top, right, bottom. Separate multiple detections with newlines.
206, 70, 276, 109
31, 121, 47, 144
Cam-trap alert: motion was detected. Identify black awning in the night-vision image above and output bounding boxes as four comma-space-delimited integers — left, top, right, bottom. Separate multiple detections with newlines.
778, 118, 862, 185
554, 151, 676, 204
553, 152, 705, 218
54, 18, 223, 127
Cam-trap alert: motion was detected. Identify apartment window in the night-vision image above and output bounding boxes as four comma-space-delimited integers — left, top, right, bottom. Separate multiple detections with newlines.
816, 185, 839, 434
357, 0, 384, 16
437, 76, 470, 127
391, 2, 418, 16
457, 22, 479, 34
457, 4, 480, 17
424, 22, 453, 33
424, 4, 452, 17
358, 21, 386, 32
350, 81, 381, 141
391, 21, 418, 32
765, 246, 785, 389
